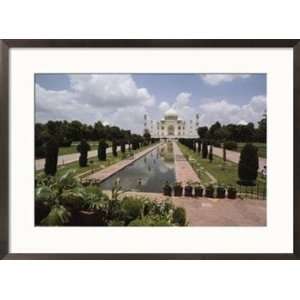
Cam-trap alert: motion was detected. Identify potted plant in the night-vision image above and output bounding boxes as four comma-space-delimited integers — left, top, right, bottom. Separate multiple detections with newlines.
227, 186, 237, 199
216, 185, 226, 198
163, 181, 172, 196
184, 182, 193, 197
193, 182, 203, 197
173, 182, 183, 197
205, 184, 215, 198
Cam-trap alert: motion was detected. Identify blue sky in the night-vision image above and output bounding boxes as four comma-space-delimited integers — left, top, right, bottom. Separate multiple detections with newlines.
35, 73, 266, 133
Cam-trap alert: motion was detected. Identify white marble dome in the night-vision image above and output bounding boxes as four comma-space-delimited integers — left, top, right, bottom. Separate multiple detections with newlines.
164, 108, 178, 118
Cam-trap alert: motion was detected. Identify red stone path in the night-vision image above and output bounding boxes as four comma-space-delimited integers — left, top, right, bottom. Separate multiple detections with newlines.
173, 142, 200, 185
213, 147, 266, 171
84, 143, 161, 182
103, 190, 266, 226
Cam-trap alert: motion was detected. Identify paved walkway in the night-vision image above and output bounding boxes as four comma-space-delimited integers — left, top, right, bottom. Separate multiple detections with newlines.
35, 145, 125, 171
213, 147, 266, 171
173, 142, 200, 185
104, 191, 266, 226
84, 143, 161, 183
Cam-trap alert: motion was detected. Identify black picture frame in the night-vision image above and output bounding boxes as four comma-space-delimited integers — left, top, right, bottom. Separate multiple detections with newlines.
0, 39, 299, 260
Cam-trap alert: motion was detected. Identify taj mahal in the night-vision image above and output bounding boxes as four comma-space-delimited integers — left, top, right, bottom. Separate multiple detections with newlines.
144, 108, 199, 139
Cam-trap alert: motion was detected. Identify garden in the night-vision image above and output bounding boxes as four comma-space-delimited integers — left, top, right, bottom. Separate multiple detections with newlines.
35, 171, 186, 226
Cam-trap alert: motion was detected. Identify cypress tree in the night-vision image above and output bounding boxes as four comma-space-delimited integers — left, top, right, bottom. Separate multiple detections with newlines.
202, 142, 208, 159
120, 140, 126, 153
98, 139, 108, 161
77, 139, 91, 167
209, 145, 213, 162
198, 140, 201, 153
238, 143, 259, 186
112, 140, 118, 157
44, 136, 59, 176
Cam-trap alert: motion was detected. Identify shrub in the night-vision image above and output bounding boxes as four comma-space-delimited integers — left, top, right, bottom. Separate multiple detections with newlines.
120, 196, 144, 225
44, 136, 59, 176
184, 184, 193, 197
163, 181, 172, 196
194, 185, 203, 197
77, 140, 91, 167
173, 207, 186, 226
205, 185, 215, 198
40, 205, 71, 226
227, 186, 237, 199
173, 182, 183, 197
216, 186, 226, 198
224, 141, 238, 150
238, 143, 258, 186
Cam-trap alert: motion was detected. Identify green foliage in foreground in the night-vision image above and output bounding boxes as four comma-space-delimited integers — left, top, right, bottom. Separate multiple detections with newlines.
35, 171, 186, 226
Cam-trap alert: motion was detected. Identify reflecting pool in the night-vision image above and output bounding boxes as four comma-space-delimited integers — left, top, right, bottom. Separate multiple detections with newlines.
100, 144, 175, 193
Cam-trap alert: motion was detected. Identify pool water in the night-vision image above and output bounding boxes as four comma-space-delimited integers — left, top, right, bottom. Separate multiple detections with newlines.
100, 145, 175, 193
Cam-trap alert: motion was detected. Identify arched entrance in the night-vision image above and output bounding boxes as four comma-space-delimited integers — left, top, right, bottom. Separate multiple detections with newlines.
167, 125, 175, 136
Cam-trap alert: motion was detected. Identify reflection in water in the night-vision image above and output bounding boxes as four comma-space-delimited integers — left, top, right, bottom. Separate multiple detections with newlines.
100, 146, 175, 193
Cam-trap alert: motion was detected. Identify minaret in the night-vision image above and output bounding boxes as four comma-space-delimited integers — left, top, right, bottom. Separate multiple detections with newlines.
144, 114, 148, 133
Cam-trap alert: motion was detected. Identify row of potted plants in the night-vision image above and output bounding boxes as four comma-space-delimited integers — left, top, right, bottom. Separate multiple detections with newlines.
163, 182, 237, 199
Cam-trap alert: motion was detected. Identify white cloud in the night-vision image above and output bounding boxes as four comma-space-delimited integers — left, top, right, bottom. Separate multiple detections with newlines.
200, 74, 251, 86
158, 92, 194, 121
159, 101, 170, 113
198, 95, 266, 126
36, 74, 155, 133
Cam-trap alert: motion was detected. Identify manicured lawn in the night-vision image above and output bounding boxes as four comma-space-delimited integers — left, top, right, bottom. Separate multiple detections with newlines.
58, 144, 98, 156
178, 143, 266, 198
237, 143, 266, 158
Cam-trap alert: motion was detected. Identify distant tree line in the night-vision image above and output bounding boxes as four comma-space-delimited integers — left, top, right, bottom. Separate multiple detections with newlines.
35, 120, 158, 159
197, 114, 266, 144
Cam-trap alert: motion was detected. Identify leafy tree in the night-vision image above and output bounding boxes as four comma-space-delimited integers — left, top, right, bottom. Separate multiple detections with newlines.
98, 139, 108, 161
208, 121, 221, 140
44, 136, 59, 176
238, 143, 259, 185
77, 140, 91, 167
197, 126, 208, 139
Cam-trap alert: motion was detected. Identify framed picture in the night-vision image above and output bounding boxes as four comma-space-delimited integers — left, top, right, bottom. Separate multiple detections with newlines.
0, 39, 299, 259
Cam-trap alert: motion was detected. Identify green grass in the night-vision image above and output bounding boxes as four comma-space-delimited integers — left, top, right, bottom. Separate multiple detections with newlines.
237, 143, 266, 158
178, 143, 266, 198
58, 144, 98, 156
58, 140, 112, 156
